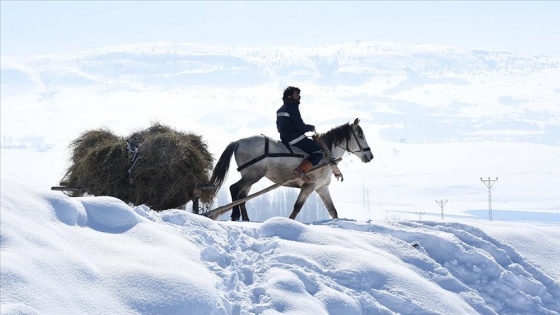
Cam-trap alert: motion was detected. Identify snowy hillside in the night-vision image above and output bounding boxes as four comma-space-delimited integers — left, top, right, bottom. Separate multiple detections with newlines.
1, 182, 559, 315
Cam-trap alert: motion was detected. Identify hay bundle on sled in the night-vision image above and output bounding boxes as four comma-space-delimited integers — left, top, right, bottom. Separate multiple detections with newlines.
59, 123, 214, 211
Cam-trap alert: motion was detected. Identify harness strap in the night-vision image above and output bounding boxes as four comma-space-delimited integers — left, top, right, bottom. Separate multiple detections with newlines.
282, 141, 295, 154
237, 137, 305, 172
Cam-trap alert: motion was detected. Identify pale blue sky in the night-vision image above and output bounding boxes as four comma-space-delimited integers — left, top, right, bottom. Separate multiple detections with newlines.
2, 1, 559, 56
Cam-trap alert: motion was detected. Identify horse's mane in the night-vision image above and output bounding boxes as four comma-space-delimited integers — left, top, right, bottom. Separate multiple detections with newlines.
320, 122, 362, 150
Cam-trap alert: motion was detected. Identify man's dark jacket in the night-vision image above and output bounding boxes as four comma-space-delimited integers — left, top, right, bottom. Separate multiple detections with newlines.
276, 103, 315, 145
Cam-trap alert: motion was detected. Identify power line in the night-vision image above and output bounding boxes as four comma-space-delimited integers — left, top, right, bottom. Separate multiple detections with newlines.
480, 177, 498, 221
436, 199, 447, 220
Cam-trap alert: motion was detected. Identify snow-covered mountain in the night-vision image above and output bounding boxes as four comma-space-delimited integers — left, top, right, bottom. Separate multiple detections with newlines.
2, 41, 559, 146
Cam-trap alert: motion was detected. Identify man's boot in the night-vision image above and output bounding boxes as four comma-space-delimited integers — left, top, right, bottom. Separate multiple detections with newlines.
293, 159, 313, 183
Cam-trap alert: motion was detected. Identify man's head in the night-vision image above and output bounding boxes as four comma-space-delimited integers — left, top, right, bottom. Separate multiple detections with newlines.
283, 86, 301, 105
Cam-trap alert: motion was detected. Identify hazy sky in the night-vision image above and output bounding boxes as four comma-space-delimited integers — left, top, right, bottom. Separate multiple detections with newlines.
2, 1, 559, 57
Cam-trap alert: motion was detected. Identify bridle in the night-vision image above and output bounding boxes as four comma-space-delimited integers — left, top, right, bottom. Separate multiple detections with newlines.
339, 127, 371, 154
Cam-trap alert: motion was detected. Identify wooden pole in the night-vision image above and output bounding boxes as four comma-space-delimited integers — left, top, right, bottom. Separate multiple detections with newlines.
204, 158, 341, 220
51, 186, 89, 192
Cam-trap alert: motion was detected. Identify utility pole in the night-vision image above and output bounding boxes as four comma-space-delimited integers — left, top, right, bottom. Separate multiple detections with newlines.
436, 199, 447, 220
367, 190, 371, 222
480, 177, 498, 221
363, 182, 365, 207
416, 212, 425, 220
363, 182, 371, 221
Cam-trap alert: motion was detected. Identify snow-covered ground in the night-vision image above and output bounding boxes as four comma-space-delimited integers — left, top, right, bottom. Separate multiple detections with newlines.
2, 42, 560, 314
1, 181, 559, 314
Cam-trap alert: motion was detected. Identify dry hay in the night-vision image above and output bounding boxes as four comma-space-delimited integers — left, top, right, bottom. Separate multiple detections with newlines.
60, 123, 214, 211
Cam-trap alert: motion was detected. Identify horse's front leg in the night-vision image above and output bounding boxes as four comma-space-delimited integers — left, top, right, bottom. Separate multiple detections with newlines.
316, 186, 338, 219
289, 184, 315, 220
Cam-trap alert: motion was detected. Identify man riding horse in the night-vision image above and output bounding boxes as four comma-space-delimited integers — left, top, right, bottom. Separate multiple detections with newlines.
276, 86, 324, 183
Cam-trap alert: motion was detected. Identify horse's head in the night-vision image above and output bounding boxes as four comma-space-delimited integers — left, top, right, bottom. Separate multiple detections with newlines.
347, 118, 374, 163
322, 118, 374, 163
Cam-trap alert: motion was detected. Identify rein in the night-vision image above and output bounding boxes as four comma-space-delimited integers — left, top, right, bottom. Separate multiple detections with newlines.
336, 127, 371, 154
313, 134, 344, 181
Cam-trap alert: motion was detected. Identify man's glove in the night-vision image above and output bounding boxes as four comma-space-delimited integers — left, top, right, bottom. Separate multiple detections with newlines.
306, 124, 316, 132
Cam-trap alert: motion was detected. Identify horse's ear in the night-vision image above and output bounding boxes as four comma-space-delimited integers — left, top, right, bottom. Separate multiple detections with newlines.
353, 118, 360, 127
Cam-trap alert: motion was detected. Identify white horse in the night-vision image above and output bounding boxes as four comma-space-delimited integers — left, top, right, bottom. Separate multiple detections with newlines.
208, 118, 373, 221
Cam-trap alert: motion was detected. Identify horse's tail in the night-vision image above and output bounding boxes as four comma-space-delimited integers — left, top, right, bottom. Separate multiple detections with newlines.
209, 141, 238, 194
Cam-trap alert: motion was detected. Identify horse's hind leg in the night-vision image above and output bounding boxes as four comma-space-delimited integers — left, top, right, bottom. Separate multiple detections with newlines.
229, 181, 244, 221
316, 186, 338, 219
229, 176, 260, 221
237, 186, 254, 221
288, 184, 315, 220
